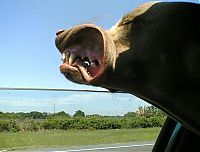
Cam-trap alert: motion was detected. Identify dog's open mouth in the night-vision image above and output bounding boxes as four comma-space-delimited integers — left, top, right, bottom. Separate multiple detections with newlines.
56, 26, 106, 84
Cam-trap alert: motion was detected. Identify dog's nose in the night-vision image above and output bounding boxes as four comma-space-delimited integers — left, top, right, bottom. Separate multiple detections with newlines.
56, 30, 65, 36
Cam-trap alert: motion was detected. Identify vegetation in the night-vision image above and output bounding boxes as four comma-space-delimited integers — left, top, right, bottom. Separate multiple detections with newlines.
0, 128, 161, 150
0, 106, 166, 132
0, 106, 165, 150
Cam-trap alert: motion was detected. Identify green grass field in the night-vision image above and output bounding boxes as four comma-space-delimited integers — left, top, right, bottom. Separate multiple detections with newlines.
0, 128, 161, 151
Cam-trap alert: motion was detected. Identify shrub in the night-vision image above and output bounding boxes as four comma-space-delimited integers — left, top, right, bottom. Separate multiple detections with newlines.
0, 120, 20, 132
26, 120, 41, 131
0, 120, 9, 132
8, 120, 20, 132
43, 118, 59, 130
59, 118, 76, 130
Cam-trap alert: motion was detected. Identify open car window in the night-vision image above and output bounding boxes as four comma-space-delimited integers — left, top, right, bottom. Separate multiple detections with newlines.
1, 0, 200, 151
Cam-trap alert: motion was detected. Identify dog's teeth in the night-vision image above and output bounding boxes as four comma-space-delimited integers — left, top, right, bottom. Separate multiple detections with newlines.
62, 53, 66, 61
83, 60, 90, 68
90, 62, 96, 68
91, 60, 100, 67
87, 71, 91, 76
66, 52, 70, 63
88, 57, 92, 63
81, 56, 84, 60
69, 53, 76, 65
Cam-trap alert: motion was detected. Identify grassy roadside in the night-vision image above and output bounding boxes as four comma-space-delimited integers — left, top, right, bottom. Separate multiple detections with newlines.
0, 128, 161, 151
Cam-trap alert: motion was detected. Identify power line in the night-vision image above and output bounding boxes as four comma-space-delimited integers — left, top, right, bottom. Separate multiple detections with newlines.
0, 87, 124, 93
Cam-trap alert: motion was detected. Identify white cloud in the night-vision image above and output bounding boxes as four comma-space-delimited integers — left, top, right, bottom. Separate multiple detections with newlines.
0, 92, 151, 115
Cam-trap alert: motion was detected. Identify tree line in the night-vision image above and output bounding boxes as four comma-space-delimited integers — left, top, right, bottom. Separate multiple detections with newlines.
0, 106, 166, 132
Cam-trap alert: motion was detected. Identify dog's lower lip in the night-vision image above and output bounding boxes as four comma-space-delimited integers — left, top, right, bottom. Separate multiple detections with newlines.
61, 49, 103, 79
60, 59, 104, 83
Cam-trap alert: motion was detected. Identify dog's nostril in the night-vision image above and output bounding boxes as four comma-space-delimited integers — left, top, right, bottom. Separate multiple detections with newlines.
56, 30, 65, 36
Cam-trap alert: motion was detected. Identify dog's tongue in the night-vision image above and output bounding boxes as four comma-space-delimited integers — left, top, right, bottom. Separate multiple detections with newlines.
87, 66, 101, 77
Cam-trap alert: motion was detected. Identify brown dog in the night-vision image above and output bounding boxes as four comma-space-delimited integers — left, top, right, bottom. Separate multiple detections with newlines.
55, 2, 200, 134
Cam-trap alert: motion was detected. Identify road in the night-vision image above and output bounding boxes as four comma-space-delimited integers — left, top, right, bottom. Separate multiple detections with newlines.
12, 141, 154, 152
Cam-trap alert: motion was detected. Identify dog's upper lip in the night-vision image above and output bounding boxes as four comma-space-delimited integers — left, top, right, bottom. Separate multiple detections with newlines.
56, 24, 117, 84
56, 25, 106, 83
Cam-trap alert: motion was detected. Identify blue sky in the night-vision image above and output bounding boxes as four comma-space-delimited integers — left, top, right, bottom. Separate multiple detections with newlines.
0, 0, 199, 115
